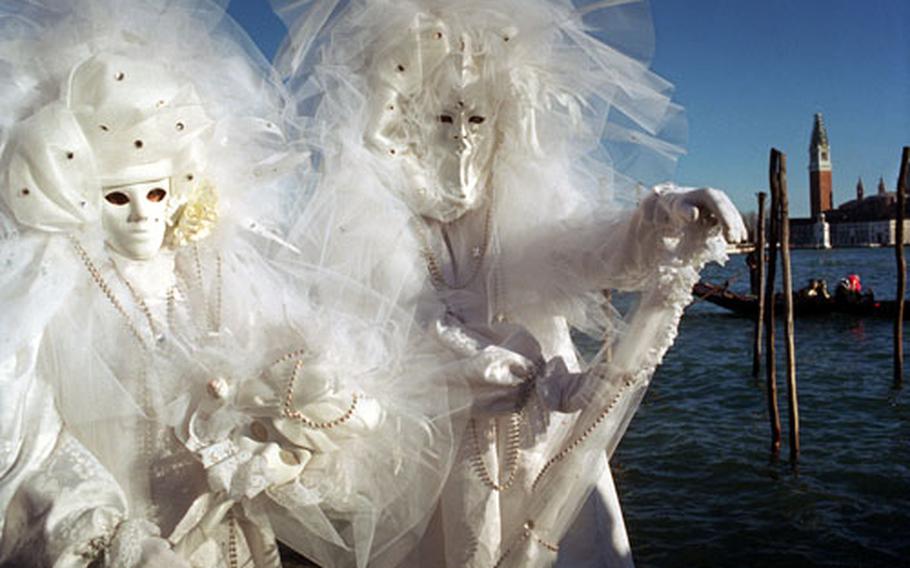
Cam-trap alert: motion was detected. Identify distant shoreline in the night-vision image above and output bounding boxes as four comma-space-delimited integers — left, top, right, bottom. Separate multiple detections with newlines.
728, 242, 898, 254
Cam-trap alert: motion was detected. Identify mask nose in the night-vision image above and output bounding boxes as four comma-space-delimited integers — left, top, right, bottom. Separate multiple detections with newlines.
454, 121, 471, 153
127, 196, 150, 223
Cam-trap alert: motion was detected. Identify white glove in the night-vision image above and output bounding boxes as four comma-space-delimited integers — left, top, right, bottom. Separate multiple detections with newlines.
473, 344, 535, 386
430, 319, 540, 414
642, 184, 748, 244
202, 437, 310, 499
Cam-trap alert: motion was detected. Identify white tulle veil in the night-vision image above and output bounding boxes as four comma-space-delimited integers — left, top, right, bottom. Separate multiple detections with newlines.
270, 0, 693, 334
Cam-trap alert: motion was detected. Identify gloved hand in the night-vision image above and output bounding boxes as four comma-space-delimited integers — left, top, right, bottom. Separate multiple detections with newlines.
200, 436, 310, 499
473, 344, 536, 386
640, 184, 748, 244
466, 326, 547, 416
430, 317, 535, 386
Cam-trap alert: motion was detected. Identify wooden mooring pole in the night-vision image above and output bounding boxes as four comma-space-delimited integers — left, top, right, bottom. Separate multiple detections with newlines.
894, 147, 910, 388
775, 150, 799, 462
765, 152, 782, 457
753, 192, 767, 380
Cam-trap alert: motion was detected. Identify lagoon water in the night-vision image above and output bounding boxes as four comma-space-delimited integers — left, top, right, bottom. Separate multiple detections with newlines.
613, 248, 910, 567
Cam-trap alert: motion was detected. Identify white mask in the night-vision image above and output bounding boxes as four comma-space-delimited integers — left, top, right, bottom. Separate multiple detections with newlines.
397, 89, 497, 223
368, 29, 500, 224
101, 178, 170, 260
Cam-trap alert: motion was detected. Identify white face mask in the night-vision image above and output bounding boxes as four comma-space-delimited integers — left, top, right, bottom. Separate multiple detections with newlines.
391, 89, 497, 223
374, 71, 496, 222
101, 178, 171, 260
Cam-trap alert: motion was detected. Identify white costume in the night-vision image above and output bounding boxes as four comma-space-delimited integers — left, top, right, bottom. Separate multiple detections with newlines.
0, 2, 457, 567
272, 0, 747, 566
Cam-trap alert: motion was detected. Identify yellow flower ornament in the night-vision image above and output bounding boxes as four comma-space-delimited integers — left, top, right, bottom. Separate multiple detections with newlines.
169, 180, 219, 248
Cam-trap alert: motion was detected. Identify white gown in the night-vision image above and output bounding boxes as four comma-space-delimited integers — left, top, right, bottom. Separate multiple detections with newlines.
270, 0, 739, 566
0, 2, 459, 567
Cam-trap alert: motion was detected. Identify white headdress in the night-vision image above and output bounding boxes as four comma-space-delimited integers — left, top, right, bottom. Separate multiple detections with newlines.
273, 0, 689, 335
5, 53, 212, 232
276, 0, 686, 194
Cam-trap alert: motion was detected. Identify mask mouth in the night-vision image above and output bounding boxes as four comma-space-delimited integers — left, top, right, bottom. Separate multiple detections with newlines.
425, 144, 490, 206
417, 166, 486, 217
441, 188, 480, 209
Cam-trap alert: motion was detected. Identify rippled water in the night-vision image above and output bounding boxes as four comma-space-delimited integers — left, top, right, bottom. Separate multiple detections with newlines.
613, 248, 910, 567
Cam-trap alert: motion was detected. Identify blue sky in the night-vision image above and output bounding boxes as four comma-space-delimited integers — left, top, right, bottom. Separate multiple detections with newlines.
227, 0, 909, 218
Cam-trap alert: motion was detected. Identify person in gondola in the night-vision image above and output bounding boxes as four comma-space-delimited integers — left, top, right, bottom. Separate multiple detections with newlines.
799, 278, 831, 301
836, 273, 873, 305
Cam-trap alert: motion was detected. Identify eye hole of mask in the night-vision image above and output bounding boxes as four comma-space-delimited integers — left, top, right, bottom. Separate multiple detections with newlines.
439, 114, 454, 124
468, 116, 486, 124
146, 188, 167, 203
104, 191, 130, 206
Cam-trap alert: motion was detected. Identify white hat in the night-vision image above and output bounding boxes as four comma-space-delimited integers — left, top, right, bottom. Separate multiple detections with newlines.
6, 102, 98, 231
6, 52, 213, 232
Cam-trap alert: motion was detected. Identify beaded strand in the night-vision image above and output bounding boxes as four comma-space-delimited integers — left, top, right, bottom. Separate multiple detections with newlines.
271, 347, 308, 366
492, 519, 559, 568
112, 258, 162, 343
413, 191, 494, 291
212, 253, 223, 331
530, 373, 637, 491
227, 509, 238, 568
468, 411, 522, 492
70, 237, 148, 348
282, 357, 360, 429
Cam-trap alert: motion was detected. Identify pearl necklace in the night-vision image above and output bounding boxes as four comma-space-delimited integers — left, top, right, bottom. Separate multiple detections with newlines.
71, 237, 224, 348
468, 411, 522, 492
269, 349, 362, 430
410, 192, 537, 493
412, 192, 494, 291
70, 236, 171, 350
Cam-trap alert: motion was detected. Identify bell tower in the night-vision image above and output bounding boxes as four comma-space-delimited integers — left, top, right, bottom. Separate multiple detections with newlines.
809, 113, 833, 218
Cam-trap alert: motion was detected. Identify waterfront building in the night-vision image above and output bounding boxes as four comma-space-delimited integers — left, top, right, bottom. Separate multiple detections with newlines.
826, 177, 910, 246
789, 114, 907, 248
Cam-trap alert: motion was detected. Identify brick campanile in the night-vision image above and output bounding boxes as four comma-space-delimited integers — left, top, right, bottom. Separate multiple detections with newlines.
809, 112, 833, 218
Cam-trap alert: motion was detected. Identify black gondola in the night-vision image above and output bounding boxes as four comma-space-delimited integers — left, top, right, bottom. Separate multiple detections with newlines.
692, 281, 909, 319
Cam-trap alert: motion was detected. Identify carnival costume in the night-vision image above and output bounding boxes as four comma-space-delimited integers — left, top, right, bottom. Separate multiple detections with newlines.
0, 2, 457, 567
272, 0, 748, 566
